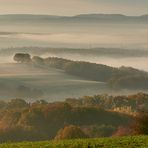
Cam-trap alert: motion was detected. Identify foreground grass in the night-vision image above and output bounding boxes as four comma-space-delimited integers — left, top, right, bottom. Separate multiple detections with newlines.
0, 136, 148, 148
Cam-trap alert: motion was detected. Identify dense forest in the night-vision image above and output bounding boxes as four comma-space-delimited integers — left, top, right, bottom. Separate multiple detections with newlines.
0, 92, 147, 142
0, 98, 130, 142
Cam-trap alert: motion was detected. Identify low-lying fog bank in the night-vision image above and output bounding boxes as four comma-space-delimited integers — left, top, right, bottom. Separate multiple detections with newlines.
0, 47, 147, 72
0, 63, 107, 101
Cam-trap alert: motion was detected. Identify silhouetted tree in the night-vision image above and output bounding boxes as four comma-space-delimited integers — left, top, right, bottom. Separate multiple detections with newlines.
32, 56, 44, 65
14, 53, 31, 63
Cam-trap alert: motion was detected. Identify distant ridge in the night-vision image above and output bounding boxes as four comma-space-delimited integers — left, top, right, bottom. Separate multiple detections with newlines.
73, 13, 128, 18
0, 13, 148, 23
0, 13, 148, 18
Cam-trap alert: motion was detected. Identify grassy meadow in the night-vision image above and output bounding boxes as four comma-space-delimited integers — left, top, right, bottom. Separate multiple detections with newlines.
0, 136, 147, 148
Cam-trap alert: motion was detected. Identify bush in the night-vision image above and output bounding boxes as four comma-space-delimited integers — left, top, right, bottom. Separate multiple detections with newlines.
54, 125, 88, 140
132, 111, 148, 135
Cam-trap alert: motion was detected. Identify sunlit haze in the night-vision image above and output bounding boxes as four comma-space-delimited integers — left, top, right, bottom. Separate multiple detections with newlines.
0, 0, 148, 15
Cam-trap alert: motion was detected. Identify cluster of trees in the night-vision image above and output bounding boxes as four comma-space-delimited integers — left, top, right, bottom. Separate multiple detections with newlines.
65, 93, 148, 114
13, 53, 148, 90
0, 98, 131, 142
37, 56, 147, 79
132, 111, 148, 135
0, 92, 147, 142
13, 53, 31, 63
55, 125, 88, 140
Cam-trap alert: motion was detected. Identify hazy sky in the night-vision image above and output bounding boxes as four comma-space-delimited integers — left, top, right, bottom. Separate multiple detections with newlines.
0, 0, 148, 16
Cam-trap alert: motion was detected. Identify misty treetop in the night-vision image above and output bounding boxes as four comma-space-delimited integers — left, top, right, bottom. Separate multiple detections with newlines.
14, 53, 31, 63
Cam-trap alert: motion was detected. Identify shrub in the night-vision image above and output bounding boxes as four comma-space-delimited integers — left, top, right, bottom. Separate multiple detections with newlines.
54, 125, 88, 140
132, 111, 148, 135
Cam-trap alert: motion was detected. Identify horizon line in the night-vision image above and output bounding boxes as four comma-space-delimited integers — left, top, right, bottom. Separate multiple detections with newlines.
0, 13, 148, 17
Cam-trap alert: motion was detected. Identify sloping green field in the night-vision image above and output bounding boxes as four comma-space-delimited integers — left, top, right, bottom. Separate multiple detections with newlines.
0, 136, 147, 148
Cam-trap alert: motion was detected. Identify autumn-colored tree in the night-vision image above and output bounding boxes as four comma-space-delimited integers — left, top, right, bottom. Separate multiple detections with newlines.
132, 111, 148, 135
54, 125, 88, 140
8, 99, 29, 109
113, 126, 131, 137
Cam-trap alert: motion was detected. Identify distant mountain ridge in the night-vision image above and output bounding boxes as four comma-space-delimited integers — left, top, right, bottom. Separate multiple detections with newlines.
1, 13, 148, 17
0, 14, 148, 23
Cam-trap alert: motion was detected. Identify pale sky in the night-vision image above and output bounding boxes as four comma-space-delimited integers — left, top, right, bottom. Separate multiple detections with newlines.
0, 0, 148, 16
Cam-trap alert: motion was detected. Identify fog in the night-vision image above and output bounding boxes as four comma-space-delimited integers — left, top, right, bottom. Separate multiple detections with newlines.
0, 23, 148, 72
1, 23, 148, 49
0, 15, 148, 101
1, 32, 148, 49
0, 63, 107, 101
0, 48, 147, 72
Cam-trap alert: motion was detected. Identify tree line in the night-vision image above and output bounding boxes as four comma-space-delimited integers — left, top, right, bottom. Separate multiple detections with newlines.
14, 53, 148, 90
0, 92, 147, 142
